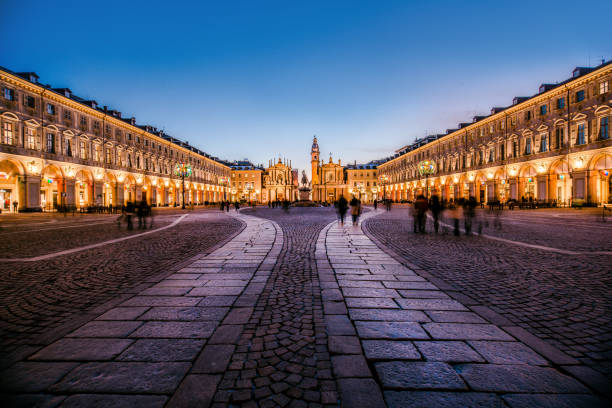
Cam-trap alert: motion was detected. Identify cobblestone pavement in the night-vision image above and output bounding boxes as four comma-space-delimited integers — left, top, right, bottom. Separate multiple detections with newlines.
0, 209, 243, 362
213, 207, 338, 407
0, 207, 609, 407
363, 206, 612, 381
0, 211, 280, 408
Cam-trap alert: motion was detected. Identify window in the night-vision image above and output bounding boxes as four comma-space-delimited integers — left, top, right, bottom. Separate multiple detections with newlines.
576, 90, 585, 102
540, 135, 547, 152
600, 81, 609, 94
80, 141, 87, 159
600, 117, 609, 140
65, 139, 72, 156
555, 128, 564, 148
63, 109, 71, 121
500, 143, 505, 160
2, 122, 14, 144
127, 133, 132, 141
46, 103, 55, 115
525, 138, 531, 155
577, 124, 585, 145
557, 97, 565, 109
93, 121, 100, 134
24, 95, 35, 109
26, 128, 36, 149
524, 110, 532, 121
46, 133, 55, 153
128, 154, 132, 167
488, 148, 494, 163
3, 88, 14, 101
106, 148, 112, 164
80, 115, 87, 129
513, 141, 518, 157
540, 105, 547, 115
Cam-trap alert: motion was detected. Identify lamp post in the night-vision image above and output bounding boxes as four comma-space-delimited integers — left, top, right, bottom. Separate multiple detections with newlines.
379, 174, 389, 202
175, 163, 192, 209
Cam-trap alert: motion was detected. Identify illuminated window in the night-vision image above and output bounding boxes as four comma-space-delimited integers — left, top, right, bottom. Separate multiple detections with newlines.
2, 122, 14, 145
600, 81, 609, 94
46, 133, 55, 153
26, 128, 36, 149
80, 141, 87, 159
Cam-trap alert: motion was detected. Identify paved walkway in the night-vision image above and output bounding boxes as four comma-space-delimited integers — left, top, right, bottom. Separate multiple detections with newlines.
320, 210, 603, 407
0, 208, 607, 407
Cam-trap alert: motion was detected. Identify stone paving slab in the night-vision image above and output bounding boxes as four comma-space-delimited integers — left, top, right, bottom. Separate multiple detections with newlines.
319, 209, 603, 406
0, 212, 281, 405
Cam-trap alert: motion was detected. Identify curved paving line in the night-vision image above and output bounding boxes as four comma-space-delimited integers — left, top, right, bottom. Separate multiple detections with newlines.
0, 214, 190, 262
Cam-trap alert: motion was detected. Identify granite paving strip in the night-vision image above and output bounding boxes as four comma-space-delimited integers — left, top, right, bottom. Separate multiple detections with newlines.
0, 211, 281, 406
319, 209, 604, 407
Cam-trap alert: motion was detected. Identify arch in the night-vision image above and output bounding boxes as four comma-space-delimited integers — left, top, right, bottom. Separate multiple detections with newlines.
549, 159, 569, 175
0, 158, 25, 175
474, 172, 487, 183
104, 172, 117, 184
75, 168, 93, 182
519, 164, 537, 178
588, 153, 612, 170
46, 124, 59, 132
1, 112, 19, 121
41, 163, 64, 179
494, 168, 506, 180
594, 105, 611, 115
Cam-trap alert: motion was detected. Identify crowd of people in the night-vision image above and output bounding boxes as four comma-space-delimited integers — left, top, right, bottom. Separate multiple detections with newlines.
408, 195, 503, 236
117, 200, 154, 230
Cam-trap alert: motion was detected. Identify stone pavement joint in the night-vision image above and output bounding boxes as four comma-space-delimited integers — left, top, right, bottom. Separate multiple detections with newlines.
320, 209, 605, 406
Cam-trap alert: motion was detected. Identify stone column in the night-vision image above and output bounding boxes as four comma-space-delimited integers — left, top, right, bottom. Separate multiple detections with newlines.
64, 179, 76, 207
116, 182, 124, 206
18, 175, 42, 211
94, 181, 104, 206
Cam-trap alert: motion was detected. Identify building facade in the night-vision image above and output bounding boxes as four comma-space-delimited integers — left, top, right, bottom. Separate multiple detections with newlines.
230, 161, 264, 202
263, 158, 297, 202
0, 68, 231, 212
310, 137, 346, 202
345, 162, 379, 203
378, 62, 612, 205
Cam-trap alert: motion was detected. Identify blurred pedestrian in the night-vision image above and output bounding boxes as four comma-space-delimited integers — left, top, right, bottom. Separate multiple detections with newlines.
337, 195, 348, 225
430, 194, 441, 234
125, 201, 134, 230
415, 195, 428, 233
464, 196, 477, 235
449, 199, 462, 236
350, 196, 362, 226
373, 199, 378, 210
220, 201, 225, 211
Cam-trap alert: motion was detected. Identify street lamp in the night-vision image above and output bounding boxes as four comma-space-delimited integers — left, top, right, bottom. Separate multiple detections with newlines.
379, 174, 389, 201
175, 163, 192, 209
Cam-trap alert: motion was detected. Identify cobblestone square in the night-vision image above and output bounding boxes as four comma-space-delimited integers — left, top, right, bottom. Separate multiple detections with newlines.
0, 206, 610, 407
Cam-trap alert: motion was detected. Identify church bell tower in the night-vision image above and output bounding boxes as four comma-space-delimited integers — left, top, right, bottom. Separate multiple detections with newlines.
311, 136, 320, 185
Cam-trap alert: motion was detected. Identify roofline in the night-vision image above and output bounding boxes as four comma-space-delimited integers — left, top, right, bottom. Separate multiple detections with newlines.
0, 66, 230, 170
380, 60, 612, 168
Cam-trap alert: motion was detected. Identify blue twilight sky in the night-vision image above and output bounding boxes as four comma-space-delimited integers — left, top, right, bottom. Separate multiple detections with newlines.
1, 0, 611, 176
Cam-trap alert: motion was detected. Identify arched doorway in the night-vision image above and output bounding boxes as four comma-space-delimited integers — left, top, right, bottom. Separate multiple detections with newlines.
41, 165, 63, 211
519, 165, 537, 201
0, 159, 23, 212
589, 154, 612, 204
549, 160, 570, 206
75, 169, 93, 209
104, 173, 116, 207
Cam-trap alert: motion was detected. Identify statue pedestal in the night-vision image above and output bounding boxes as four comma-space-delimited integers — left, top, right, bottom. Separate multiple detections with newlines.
298, 187, 311, 201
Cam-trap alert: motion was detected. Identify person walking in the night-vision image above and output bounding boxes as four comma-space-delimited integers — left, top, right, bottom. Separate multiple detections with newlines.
464, 196, 477, 235
350, 196, 362, 226
12, 200, 17, 213
373, 199, 378, 210
430, 194, 442, 234
415, 195, 429, 233
449, 199, 462, 236
337, 195, 348, 226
